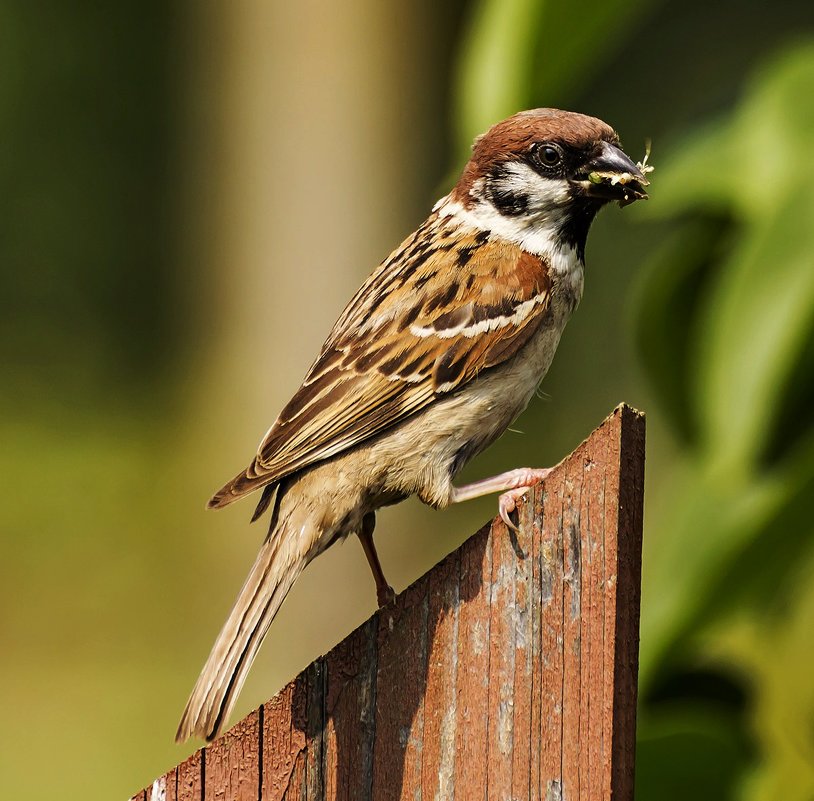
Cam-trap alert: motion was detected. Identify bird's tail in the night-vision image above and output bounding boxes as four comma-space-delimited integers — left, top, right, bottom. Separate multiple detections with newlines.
175, 510, 309, 743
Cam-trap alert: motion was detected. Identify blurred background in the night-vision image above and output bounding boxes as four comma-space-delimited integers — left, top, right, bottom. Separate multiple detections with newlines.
2, 1, 814, 798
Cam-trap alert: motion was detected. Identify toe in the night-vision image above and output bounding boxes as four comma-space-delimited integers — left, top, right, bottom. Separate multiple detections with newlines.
377, 585, 396, 608
499, 493, 520, 532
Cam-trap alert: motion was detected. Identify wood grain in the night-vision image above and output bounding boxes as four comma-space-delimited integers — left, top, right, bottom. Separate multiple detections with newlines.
177, 749, 203, 801
261, 679, 306, 800
204, 708, 260, 800
132, 404, 645, 800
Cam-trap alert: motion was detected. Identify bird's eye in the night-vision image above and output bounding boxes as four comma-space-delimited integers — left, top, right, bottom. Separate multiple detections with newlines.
537, 144, 562, 166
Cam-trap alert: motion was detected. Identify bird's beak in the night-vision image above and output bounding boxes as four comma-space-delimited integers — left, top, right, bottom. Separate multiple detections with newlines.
574, 141, 650, 206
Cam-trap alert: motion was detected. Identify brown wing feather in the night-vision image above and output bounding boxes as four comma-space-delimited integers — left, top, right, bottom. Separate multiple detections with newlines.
209, 214, 552, 510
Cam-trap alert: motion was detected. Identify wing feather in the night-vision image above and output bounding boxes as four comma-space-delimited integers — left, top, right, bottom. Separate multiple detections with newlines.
209, 215, 552, 510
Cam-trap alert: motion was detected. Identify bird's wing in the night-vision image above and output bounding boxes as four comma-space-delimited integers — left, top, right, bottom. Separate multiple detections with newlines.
208, 214, 552, 509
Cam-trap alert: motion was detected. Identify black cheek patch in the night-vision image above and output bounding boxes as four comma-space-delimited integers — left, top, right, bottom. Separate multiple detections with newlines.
486, 166, 530, 217
489, 187, 529, 217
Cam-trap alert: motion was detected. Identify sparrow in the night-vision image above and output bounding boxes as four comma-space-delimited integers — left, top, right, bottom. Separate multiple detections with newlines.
176, 108, 649, 743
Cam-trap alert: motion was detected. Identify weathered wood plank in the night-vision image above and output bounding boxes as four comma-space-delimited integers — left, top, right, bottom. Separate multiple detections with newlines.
539, 462, 566, 800
203, 708, 260, 800
561, 453, 584, 800
323, 619, 377, 800
132, 404, 645, 801
420, 549, 459, 799
486, 513, 517, 798
611, 405, 646, 799
145, 767, 177, 801
176, 749, 202, 801
303, 660, 325, 801
261, 678, 307, 800
371, 578, 429, 800
511, 497, 535, 801
454, 523, 492, 800
588, 444, 610, 794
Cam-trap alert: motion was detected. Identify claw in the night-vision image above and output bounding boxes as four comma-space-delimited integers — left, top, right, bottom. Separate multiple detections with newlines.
500, 506, 519, 532
499, 487, 528, 532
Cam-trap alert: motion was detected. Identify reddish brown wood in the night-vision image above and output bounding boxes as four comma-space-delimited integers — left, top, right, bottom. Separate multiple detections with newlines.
145, 767, 178, 801
371, 578, 429, 800
538, 458, 566, 800
261, 679, 307, 800
454, 523, 491, 800
486, 512, 516, 798
612, 405, 646, 799
132, 404, 645, 801
204, 708, 260, 800
420, 549, 460, 799
176, 749, 203, 801
510, 497, 535, 801
323, 619, 377, 800
305, 660, 326, 799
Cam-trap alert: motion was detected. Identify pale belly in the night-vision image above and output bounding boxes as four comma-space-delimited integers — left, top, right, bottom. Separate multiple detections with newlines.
365, 300, 574, 507
286, 290, 578, 553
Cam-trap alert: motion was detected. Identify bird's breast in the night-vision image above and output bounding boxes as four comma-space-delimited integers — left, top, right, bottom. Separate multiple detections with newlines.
345, 257, 584, 511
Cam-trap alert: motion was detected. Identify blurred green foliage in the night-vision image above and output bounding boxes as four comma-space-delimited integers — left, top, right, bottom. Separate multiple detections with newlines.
454, 0, 653, 159
0, 1, 174, 408
634, 43, 814, 801
3, 1, 814, 799
457, 3, 814, 799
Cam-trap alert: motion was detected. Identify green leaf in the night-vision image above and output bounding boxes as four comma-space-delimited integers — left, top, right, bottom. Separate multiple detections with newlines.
697, 186, 814, 473
701, 591, 814, 801
632, 214, 735, 442
453, 0, 547, 158
636, 39, 814, 689
636, 117, 736, 218
452, 0, 653, 161
530, 0, 656, 106
639, 462, 782, 685
710, 429, 814, 617
636, 705, 752, 801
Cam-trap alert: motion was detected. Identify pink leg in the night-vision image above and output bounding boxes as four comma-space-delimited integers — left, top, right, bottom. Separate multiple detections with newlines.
450, 467, 553, 531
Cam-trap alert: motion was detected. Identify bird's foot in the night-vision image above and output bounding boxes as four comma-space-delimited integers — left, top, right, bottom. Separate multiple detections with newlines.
376, 582, 396, 608
496, 468, 553, 531
498, 488, 529, 531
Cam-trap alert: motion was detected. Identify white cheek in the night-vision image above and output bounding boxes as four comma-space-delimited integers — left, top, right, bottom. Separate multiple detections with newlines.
496, 162, 573, 210
436, 162, 580, 271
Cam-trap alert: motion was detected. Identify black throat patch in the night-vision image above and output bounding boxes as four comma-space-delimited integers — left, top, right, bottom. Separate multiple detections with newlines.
556, 197, 602, 263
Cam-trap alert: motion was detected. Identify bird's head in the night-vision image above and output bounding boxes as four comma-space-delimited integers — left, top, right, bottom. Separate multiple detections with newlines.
450, 108, 649, 261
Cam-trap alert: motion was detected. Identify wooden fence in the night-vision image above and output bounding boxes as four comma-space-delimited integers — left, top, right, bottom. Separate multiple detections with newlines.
132, 403, 645, 801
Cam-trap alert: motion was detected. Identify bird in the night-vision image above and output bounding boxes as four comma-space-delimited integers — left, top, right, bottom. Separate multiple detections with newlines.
175, 108, 649, 743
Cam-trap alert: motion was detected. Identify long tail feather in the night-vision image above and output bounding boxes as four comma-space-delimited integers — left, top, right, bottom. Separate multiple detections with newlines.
175, 515, 308, 742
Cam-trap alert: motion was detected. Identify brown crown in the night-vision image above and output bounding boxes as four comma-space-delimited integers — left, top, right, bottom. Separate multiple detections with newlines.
453, 108, 619, 203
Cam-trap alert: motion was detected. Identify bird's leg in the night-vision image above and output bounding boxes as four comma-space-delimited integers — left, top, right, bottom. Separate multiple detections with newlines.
358, 511, 395, 608
450, 467, 554, 532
